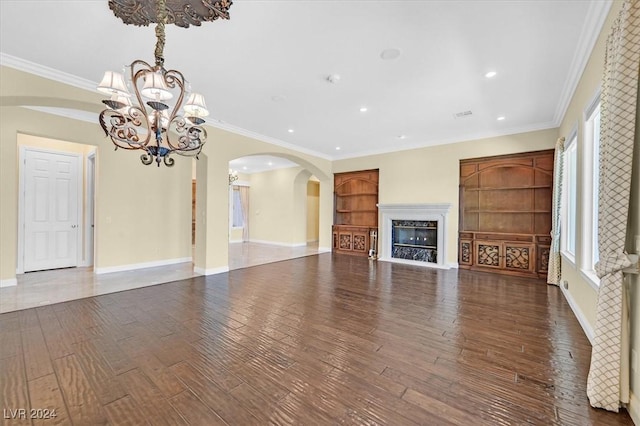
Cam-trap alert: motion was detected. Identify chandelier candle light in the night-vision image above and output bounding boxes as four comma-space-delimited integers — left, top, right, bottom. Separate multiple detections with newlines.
97, 0, 232, 167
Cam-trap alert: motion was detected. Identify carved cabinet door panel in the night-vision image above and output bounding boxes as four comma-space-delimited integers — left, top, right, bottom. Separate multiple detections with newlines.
503, 242, 536, 274
474, 241, 502, 270
459, 239, 473, 266
352, 231, 369, 254
338, 232, 353, 251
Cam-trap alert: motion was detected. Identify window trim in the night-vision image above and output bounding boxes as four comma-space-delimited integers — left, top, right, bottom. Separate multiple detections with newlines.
560, 130, 578, 267
579, 96, 601, 289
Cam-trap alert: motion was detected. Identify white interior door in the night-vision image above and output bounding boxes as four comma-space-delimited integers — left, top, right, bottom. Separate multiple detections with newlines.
24, 149, 80, 272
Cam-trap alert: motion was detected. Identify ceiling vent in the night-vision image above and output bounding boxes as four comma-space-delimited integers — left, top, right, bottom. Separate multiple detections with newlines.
453, 110, 473, 119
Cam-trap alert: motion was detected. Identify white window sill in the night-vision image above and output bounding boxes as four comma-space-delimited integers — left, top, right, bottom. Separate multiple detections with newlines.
560, 251, 576, 269
580, 269, 601, 291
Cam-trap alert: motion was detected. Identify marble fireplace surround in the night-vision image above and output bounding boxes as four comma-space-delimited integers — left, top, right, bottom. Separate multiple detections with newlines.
377, 203, 452, 269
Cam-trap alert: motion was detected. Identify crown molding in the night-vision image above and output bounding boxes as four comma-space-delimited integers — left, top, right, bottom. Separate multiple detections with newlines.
1, 51, 333, 161
332, 120, 559, 161
23, 106, 98, 124
204, 118, 332, 161
1, 52, 97, 92
552, 0, 612, 126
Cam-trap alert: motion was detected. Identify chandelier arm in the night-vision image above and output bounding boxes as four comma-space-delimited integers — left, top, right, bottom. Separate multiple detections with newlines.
164, 68, 186, 122
155, 0, 167, 67
130, 60, 154, 110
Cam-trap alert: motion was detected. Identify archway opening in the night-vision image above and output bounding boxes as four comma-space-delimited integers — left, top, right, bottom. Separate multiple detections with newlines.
227, 155, 323, 270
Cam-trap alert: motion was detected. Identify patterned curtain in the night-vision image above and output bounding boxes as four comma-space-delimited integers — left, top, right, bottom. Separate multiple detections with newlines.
587, 0, 639, 412
547, 137, 565, 285
239, 186, 250, 242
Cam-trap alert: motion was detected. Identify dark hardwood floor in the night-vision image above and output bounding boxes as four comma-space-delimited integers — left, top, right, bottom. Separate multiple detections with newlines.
0, 254, 633, 425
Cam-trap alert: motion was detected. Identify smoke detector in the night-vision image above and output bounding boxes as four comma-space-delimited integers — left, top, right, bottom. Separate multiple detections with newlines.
453, 110, 473, 119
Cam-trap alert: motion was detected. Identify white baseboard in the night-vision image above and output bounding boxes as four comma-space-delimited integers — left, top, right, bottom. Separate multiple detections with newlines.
0, 278, 17, 288
318, 246, 331, 253
560, 282, 595, 344
95, 257, 192, 275
249, 239, 307, 248
307, 239, 319, 243
194, 266, 229, 276
628, 392, 640, 425
378, 257, 451, 270
229, 239, 244, 244
448, 262, 459, 269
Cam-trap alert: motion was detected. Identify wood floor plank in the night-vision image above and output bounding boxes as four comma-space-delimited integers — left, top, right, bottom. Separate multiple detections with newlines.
0, 356, 30, 426
52, 354, 109, 425
116, 368, 188, 426
103, 396, 150, 426
71, 338, 128, 405
0, 254, 633, 425
169, 390, 227, 426
21, 326, 54, 381
169, 361, 261, 425
28, 373, 71, 426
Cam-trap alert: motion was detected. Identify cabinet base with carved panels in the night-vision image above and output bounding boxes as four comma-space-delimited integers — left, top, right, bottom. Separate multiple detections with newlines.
332, 225, 374, 256
460, 232, 548, 279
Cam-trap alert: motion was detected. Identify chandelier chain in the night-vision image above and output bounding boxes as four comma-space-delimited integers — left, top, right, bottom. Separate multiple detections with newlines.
154, 0, 167, 67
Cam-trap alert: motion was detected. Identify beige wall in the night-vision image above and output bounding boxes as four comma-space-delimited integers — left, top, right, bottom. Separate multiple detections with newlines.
307, 180, 320, 242
248, 167, 310, 246
334, 129, 558, 265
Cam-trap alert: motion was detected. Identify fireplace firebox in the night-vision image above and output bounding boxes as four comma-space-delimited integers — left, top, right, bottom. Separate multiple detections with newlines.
392, 220, 438, 263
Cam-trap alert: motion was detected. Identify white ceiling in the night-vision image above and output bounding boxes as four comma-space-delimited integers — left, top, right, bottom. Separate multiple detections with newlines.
0, 1, 610, 160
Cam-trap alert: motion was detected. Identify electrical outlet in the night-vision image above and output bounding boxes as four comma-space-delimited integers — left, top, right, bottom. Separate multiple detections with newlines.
563, 280, 569, 290
632, 349, 638, 372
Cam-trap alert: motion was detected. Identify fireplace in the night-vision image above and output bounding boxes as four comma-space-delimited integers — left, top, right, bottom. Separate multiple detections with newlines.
377, 203, 452, 268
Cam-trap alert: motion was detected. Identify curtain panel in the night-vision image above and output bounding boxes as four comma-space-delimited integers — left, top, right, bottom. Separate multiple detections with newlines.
239, 186, 250, 242
587, 0, 640, 412
547, 137, 565, 285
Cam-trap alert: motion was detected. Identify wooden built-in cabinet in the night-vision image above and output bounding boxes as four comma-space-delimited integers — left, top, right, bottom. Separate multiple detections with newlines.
332, 169, 379, 256
459, 150, 554, 278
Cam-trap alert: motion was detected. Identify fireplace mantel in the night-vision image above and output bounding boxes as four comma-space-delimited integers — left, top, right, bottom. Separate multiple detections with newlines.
377, 203, 452, 268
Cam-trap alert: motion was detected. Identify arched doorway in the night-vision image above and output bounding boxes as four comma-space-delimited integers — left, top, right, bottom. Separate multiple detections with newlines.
226, 155, 323, 270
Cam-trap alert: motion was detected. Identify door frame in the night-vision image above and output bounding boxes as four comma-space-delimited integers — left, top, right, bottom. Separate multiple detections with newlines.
82, 150, 97, 267
17, 146, 84, 274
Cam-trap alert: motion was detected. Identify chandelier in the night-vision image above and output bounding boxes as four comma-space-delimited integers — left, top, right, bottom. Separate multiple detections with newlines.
97, 0, 232, 167
229, 169, 239, 185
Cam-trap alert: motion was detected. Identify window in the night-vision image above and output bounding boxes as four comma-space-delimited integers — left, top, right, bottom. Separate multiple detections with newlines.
232, 187, 244, 228
561, 134, 578, 262
582, 102, 601, 285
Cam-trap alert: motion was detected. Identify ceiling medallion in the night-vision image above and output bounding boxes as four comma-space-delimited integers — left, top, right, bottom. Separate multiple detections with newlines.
98, 0, 232, 167
108, 0, 232, 28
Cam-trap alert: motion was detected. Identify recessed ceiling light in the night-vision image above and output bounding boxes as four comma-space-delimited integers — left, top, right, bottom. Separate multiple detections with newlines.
288, 128, 294, 133
360, 107, 368, 112
336, 147, 341, 150
497, 116, 506, 121
485, 71, 497, 78
397, 135, 407, 140
242, 166, 247, 170
380, 48, 401, 60
268, 162, 273, 166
